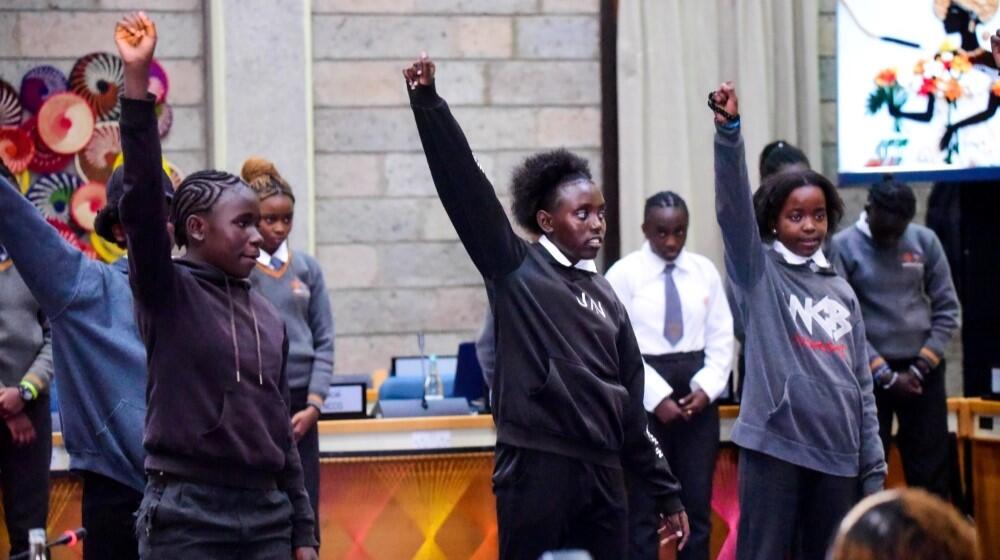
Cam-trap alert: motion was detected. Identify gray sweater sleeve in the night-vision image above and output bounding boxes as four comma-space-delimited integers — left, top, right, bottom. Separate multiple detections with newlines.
920, 233, 960, 365
852, 316, 888, 495
714, 124, 766, 290
24, 315, 53, 395
305, 257, 335, 399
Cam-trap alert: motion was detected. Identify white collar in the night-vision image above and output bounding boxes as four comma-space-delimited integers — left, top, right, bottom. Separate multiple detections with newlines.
641, 241, 689, 271
772, 239, 829, 268
257, 240, 290, 266
855, 211, 873, 239
539, 235, 598, 272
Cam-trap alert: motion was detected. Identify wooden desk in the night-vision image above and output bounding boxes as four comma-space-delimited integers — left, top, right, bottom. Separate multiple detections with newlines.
967, 398, 1000, 559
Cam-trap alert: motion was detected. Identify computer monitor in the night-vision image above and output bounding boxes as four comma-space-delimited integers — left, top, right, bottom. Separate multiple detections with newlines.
390, 355, 458, 378
320, 382, 367, 420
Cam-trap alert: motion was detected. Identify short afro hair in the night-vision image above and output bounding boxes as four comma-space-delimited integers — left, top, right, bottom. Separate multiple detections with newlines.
753, 169, 844, 240
868, 177, 916, 221
511, 149, 593, 235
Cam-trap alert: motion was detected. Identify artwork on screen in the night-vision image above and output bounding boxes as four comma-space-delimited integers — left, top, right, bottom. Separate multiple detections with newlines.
838, 0, 1000, 183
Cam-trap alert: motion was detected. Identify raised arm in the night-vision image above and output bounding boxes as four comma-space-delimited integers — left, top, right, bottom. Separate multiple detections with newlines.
114, 12, 175, 307
0, 167, 88, 320
711, 84, 766, 289
405, 55, 525, 280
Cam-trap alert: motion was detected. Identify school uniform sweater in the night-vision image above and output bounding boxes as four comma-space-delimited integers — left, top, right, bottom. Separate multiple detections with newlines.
0, 176, 147, 492
118, 95, 316, 547
832, 216, 960, 368
409, 83, 683, 514
251, 244, 335, 400
715, 123, 886, 494
0, 262, 51, 394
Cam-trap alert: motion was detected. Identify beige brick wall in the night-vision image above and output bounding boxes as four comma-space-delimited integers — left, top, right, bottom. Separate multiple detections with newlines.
817, 1, 964, 394
0, 1, 209, 178
312, 0, 602, 375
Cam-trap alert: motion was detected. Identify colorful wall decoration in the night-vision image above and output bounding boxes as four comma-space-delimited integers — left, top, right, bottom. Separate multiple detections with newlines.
0, 52, 181, 263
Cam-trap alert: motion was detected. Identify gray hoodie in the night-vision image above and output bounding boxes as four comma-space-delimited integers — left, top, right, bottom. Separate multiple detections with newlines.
715, 124, 886, 494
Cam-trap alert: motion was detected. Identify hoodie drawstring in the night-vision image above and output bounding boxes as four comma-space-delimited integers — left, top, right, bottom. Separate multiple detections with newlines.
224, 277, 263, 385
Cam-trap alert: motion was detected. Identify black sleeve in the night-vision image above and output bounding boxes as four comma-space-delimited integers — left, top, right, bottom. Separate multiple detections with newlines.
117, 95, 175, 308
618, 307, 684, 514
408, 83, 526, 279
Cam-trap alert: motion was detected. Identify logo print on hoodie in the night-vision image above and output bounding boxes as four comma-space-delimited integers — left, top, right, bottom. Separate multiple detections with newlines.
787, 294, 852, 341
575, 290, 607, 319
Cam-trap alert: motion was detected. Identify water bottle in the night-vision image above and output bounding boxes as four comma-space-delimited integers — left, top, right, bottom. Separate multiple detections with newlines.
424, 354, 444, 400
28, 528, 46, 560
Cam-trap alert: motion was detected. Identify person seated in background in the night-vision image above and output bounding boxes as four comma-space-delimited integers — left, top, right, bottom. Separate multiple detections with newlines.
828, 488, 979, 560
0, 161, 53, 557
832, 178, 960, 500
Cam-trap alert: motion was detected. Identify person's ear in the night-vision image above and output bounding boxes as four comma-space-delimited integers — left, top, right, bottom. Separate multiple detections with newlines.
537, 209, 555, 234
641, 220, 652, 238
186, 214, 206, 243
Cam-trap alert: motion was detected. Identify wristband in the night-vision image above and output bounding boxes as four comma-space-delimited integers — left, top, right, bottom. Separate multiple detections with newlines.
881, 371, 900, 390
872, 363, 892, 385
306, 402, 323, 415
909, 364, 925, 383
18, 380, 38, 402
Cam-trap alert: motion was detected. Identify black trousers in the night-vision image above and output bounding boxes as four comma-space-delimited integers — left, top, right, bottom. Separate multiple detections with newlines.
877, 358, 950, 499
0, 395, 51, 557
289, 387, 321, 544
736, 448, 859, 560
135, 473, 293, 560
80, 471, 143, 560
493, 444, 628, 560
628, 351, 718, 560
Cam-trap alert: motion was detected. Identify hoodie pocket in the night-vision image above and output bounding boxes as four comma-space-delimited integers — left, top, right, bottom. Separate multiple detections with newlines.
526, 357, 629, 450
765, 374, 861, 454
200, 389, 289, 471
97, 399, 147, 474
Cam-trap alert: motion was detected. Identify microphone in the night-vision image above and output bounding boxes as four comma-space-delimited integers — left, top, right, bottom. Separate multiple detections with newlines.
10, 528, 87, 560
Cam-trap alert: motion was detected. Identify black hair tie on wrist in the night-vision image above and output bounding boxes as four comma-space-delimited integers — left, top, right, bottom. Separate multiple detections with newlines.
708, 92, 740, 123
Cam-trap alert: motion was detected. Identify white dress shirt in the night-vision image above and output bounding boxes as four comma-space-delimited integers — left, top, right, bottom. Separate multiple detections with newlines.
257, 240, 290, 269
605, 242, 735, 411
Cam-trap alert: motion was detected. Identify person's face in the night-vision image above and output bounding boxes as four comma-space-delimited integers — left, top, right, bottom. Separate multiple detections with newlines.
642, 206, 688, 262
537, 179, 606, 263
775, 185, 827, 257
257, 194, 294, 254
943, 4, 971, 33
186, 186, 262, 278
866, 204, 910, 249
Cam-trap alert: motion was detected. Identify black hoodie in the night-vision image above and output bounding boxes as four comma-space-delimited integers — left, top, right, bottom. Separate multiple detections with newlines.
409, 84, 683, 514
118, 95, 316, 547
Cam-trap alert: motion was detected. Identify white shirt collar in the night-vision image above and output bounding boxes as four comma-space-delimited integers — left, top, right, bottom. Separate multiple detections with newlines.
539, 235, 598, 272
772, 239, 829, 268
855, 211, 873, 239
257, 240, 290, 267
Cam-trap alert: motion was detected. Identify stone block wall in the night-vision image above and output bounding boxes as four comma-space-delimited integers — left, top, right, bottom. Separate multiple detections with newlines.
311, 0, 603, 375
0, 0, 209, 179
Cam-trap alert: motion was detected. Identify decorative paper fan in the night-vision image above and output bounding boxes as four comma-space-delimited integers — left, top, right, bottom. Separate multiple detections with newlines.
0, 80, 22, 128
164, 160, 184, 190
28, 173, 81, 224
0, 127, 35, 174
155, 102, 173, 138
21, 117, 73, 174
46, 217, 77, 245
69, 52, 124, 121
16, 170, 30, 194
70, 181, 107, 232
20, 66, 68, 114
37, 93, 95, 155
91, 231, 126, 263
77, 237, 99, 260
75, 123, 120, 183
149, 59, 170, 104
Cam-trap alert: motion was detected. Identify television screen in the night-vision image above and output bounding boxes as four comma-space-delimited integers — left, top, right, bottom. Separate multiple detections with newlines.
838, 0, 1000, 183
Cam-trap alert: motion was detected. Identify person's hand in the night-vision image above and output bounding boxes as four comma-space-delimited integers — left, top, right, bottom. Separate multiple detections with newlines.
709, 82, 739, 125
991, 29, 1000, 67
291, 406, 320, 443
0, 388, 25, 418
658, 510, 690, 551
115, 11, 157, 99
678, 388, 709, 419
653, 397, 685, 425
294, 546, 318, 560
5, 412, 36, 446
888, 371, 923, 399
402, 52, 436, 90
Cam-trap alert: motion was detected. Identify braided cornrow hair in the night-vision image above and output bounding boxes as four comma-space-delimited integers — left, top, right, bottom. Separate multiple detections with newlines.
240, 156, 295, 203
644, 191, 688, 219
170, 170, 246, 247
